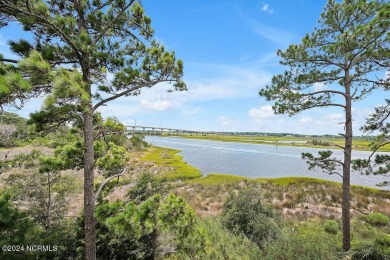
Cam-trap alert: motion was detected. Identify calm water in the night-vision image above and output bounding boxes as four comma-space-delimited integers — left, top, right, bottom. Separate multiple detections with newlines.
145, 136, 390, 190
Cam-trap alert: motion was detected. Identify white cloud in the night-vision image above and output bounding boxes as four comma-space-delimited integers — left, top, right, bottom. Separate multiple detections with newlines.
327, 113, 343, 120
217, 116, 234, 126
181, 107, 201, 117
299, 116, 312, 123
248, 105, 274, 119
138, 63, 272, 106
261, 4, 274, 14
122, 119, 144, 126
140, 99, 174, 111
97, 102, 141, 118
252, 23, 294, 45
313, 82, 326, 92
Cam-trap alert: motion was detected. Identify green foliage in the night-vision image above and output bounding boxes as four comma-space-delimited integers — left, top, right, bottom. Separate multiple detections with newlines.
4, 171, 79, 230
263, 222, 340, 260
222, 187, 280, 248
363, 212, 390, 227
0, 194, 41, 259
308, 139, 332, 146
198, 218, 262, 260
127, 171, 166, 203
324, 220, 339, 234
0, 112, 28, 147
95, 193, 206, 259
100, 117, 127, 146
353, 100, 390, 186
0, 149, 41, 174
351, 239, 390, 260
96, 142, 129, 177
128, 134, 149, 151
0, 51, 53, 111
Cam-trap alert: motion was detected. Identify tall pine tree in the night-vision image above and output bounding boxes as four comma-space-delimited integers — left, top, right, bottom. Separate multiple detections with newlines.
0, 1, 185, 259
259, 0, 389, 252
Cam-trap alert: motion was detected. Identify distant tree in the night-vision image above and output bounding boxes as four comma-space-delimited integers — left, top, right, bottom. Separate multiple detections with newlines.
0, 1, 186, 259
0, 112, 28, 147
259, 0, 389, 252
352, 99, 390, 186
0, 124, 17, 148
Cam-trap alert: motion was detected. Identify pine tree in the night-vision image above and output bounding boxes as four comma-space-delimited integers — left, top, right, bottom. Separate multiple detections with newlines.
0, 1, 185, 258
259, 0, 389, 252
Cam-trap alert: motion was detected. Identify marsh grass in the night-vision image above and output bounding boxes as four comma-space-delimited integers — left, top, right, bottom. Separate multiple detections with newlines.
170, 134, 390, 152
140, 147, 202, 180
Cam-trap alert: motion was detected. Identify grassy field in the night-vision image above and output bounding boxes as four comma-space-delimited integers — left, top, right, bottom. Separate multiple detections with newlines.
162, 134, 390, 152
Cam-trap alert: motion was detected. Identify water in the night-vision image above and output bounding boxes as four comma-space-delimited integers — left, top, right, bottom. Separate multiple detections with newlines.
145, 136, 390, 190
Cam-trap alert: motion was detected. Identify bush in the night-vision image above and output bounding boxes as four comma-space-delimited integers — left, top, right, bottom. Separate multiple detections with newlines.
375, 234, 390, 247
364, 213, 390, 226
324, 220, 339, 234
198, 218, 262, 260
351, 241, 390, 260
263, 225, 340, 260
221, 187, 280, 248
127, 172, 166, 203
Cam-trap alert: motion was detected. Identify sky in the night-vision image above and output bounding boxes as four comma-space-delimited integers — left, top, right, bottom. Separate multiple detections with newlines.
1, 0, 388, 135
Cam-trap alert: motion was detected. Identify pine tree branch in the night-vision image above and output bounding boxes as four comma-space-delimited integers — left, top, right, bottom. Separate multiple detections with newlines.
0, 58, 18, 63
92, 0, 136, 45
94, 167, 128, 202
0, 1, 83, 62
302, 90, 347, 98
92, 79, 172, 111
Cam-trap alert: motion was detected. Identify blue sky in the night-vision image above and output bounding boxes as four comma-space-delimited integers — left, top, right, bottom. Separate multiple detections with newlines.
1, 0, 388, 135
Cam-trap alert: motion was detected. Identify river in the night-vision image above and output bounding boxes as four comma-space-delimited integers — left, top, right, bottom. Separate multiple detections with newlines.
145, 136, 389, 189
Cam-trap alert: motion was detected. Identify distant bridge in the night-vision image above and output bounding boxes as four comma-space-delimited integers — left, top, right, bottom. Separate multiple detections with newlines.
125, 125, 220, 136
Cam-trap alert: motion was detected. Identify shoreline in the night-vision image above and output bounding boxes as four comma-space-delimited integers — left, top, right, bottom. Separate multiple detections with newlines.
154, 134, 390, 152
143, 146, 389, 192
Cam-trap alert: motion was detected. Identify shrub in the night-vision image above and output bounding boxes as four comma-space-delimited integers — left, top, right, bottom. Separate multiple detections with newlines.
199, 218, 262, 260
263, 225, 340, 260
351, 241, 390, 260
324, 220, 339, 234
364, 213, 390, 226
221, 187, 280, 248
127, 172, 166, 203
375, 234, 390, 247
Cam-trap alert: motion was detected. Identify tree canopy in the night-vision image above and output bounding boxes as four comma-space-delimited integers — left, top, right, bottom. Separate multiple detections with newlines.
0, 1, 186, 258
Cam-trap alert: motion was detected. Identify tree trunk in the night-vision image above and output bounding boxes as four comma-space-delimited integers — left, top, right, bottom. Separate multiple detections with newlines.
84, 108, 96, 260
47, 172, 51, 230
342, 72, 352, 252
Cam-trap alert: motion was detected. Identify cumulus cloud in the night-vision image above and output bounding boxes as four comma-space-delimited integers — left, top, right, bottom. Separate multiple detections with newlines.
97, 102, 141, 118
137, 64, 272, 107
313, 82, 326, 92
248, 105, 274, 119
140, 99, 174, 111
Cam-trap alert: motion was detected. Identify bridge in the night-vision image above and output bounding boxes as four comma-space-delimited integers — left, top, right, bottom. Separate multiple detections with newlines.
125, 125, 220, 136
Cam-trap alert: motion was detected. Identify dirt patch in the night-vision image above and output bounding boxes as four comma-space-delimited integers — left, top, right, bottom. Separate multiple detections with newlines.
0, 146, 54, 160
